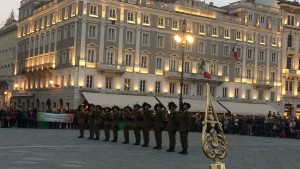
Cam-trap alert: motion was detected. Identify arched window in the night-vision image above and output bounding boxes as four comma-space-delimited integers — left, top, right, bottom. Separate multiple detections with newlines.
287, 34, 293, 47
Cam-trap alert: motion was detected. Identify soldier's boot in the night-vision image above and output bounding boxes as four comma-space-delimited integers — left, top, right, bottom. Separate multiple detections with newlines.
78, 135, 84, 138
133, 141, 140, 145
153, 145, 161, 150
122, 140, 129, 144
166, 148, 175, 152
111, 138, 117, 142
87, 136, 94, 140
93, 137, 99, 140
103, 138, 109, 141
141, 144, 149, 147
178, 149, 188, 155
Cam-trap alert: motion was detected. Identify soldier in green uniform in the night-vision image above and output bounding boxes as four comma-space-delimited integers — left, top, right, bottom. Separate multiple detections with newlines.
87, 104, 95, 140
93, 105, 102, 140
166, 102, 178, 152
132, 104, 142, 145
178, 102, 192, 155
141, 102, 152, 147
77, 104, 86, 138
111, 106, 120, 142
153, 103, 165, 150
103, 107, 112, 141
122, 106, 132, 144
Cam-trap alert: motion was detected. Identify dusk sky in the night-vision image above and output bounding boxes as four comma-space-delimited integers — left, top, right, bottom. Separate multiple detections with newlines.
0, 0, 239, 27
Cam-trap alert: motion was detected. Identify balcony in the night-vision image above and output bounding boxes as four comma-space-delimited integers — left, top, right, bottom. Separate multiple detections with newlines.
287, 47, 296, 56
253, 80, 274, 89
165, 71, 224, 84
23, 63, 54, 73
283, 69, 300, 78
96, 63, 125, 74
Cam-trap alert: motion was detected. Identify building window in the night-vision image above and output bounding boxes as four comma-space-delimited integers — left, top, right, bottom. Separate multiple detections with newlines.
86, 75, 93, 88
109, 8, 117, 19
88, 25, 97, 39
198, 41, 205, 53
184, 61, 190, 73
236, 31, 242, 40
124, 79, 130, 91
287, 57, 292, 69
140, 80, 146, 92
287, 35, 293, 47
210, 86, 216, 97
222, 87, 228, 98
223, 65, 229, 76
108, 28, 116, 41
246, 68, 253, 79
286, 80, 293, 92
62, 52, 66, 64
270, 92, 275, 102
89, 5, 98, 17
234, 88, 239, 99
260, 16, 265, 25
271, 53, 277, 63
212, 26, 218, 37
248, 13, 253, 22
223, 45, 229, 57
41, 18, 45, 29
64, 7, 69, 19
224, 28, 230, 39
246, 89, 251, 100
185, 43, 192, 52
140, 55, 148, 68
70, 24, 75, 37
157, 35, 164, 48
210, 63, 217, 76
105, 77, 112, 89
143, 14, 150, 25
155, 81, 161, 93
57, 29, 61, 41
71, 4, 77, 17
211, 43, 218, 55
260, 35, 265, 45
171, 37, 178, 50
199, 24, 205, 35
170, 59, 177, 72
158, 17, 165, 28
169, 83, 175, 94
272, 37, 277, 46
87, 49, 95, 63
52, 12, 57, 24
197, 85, 203, 96
156, 58, 163, 70
258, 70, 265, 81
172, 20, 179, 30
63, 26, 68, 39
58, 10, 62, 22
248, 32, 253, 42
125, 54, 132, 66
247, 49, 253, 60
106, 51, 114, 64
270, 72, 276, 82
183, 84, 189, 95
127, 12, 135, 23
142, 32, 150, 46
287, 15, 295, 26
126, 30, 134, 44
259, 51, 265, 62
258, 90, 263, 100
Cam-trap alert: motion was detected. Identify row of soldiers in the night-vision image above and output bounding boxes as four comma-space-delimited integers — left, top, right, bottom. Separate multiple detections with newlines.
77, 101, 191, 155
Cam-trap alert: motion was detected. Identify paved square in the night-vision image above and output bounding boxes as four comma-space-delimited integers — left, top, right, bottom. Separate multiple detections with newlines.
0, 129, 299, 169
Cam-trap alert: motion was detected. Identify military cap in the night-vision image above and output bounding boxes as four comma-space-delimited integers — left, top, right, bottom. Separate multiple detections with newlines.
112, 105, 120, 110
183, 102, 191, 109
154, 103, 164, 111
96, 105, 102, 109
142, 102, 152, 109
168, 102, 177, 109
124, 106, 132, 111
133, 104, 141, 109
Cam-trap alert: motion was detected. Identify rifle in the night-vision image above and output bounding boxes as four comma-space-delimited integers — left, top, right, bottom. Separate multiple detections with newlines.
154, 96, 166, 111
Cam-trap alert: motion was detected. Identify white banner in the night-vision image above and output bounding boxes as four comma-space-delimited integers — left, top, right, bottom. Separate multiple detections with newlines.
37, 112, 74, 123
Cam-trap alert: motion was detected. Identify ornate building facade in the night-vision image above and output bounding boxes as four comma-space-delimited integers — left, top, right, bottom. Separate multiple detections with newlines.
13, 0, 282, 114
0, 11, 17, 108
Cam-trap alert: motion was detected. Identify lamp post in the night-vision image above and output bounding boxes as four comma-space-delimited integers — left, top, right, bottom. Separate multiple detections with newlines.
174, 19, 193, 111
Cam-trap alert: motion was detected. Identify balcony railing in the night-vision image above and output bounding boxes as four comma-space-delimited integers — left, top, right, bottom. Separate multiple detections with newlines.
96, 63, 125, 74
287, 47, 296, 55
165, 71, 224, 84
24, 63, 54, 73
253, 80, 274, 89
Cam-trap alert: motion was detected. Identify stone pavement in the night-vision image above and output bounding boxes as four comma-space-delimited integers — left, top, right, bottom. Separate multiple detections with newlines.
0, 129, 299, 169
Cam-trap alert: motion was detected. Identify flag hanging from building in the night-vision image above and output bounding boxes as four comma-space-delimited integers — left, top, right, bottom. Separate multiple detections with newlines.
232, 42, 238, 61
198, 59, 211, 79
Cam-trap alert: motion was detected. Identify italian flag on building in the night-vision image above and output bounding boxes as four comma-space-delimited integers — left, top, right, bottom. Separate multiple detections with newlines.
198, 59, 211, 79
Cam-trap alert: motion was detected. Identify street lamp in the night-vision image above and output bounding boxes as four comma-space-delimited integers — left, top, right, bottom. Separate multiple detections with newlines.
174, 19, 193, 111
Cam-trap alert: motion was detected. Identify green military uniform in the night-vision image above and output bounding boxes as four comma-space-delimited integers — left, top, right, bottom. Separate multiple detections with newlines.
111, 106, 120, 142
153, 103, 166, 150
166, 102, 178, 152
77, 105, 86, 138
123, 106, 132, 144
87, 104, 95, 139
103, 107, 112, 141
93, 105, 103, 140
132, 104, 142, 145
142, 102, 152, 147
178, 102, 192, 155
